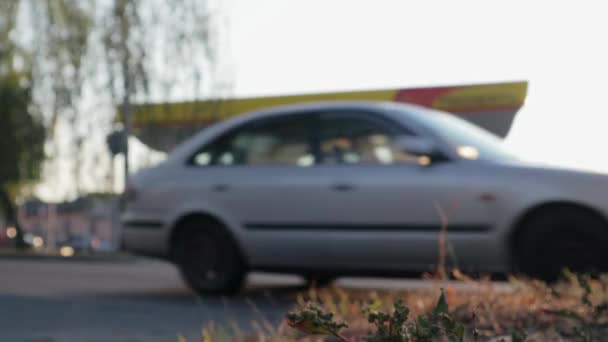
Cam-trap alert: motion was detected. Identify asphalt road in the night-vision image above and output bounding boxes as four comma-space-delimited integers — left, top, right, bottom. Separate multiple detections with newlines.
0, 258, 294, 341
0, 258, 507, 342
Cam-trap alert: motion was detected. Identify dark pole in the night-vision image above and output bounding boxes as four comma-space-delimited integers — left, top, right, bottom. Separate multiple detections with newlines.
120, 4, 131, 194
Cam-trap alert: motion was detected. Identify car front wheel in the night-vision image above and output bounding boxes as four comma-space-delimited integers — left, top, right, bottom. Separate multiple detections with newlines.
516, 206, 608, 281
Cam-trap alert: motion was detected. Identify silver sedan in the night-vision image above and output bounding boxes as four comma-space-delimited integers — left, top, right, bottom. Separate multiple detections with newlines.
121, 101, 608, 294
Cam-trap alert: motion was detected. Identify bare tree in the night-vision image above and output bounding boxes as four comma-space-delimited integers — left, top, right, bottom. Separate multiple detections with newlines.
7, 0, 227, 199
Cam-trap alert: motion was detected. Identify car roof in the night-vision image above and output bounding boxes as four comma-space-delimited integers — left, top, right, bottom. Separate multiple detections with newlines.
239, 100, 425, 119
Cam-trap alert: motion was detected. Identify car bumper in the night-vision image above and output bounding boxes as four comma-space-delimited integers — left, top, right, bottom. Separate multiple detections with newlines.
121, 219, 170, 258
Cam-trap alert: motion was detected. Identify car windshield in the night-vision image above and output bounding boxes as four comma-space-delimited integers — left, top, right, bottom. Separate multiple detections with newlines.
395, 106, 518, 161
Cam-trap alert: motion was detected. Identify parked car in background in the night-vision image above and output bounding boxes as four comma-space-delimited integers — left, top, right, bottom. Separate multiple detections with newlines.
122, 101, 608, 294
56, 235, 93, 253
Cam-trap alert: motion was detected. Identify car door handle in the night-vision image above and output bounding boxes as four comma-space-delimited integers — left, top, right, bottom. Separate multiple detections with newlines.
211, 184, 230, 192
330, 183, 355, 192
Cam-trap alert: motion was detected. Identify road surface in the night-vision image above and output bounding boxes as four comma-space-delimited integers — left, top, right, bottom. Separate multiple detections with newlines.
0, 257, 506, 341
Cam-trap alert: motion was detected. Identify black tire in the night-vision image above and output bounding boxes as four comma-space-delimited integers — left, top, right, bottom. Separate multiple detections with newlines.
173, 218, 246, 295
515, 207, 608, 282
304, 275, 336, 288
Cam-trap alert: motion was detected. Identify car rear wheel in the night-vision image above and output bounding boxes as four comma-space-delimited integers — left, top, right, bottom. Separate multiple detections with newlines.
174, 218, 245, 295
515, 207, 608, 282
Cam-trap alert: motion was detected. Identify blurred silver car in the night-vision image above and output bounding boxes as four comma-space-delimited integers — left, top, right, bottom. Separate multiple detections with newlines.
122, 101, 608, 294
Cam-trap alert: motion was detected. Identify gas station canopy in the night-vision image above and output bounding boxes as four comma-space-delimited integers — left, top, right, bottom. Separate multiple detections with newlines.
121, 81, 527, 153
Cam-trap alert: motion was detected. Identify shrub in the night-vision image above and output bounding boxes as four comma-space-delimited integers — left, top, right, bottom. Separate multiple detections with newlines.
285, 272, 608, 341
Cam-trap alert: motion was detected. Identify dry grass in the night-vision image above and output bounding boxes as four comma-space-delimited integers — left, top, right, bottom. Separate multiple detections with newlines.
183, 272, 608, 341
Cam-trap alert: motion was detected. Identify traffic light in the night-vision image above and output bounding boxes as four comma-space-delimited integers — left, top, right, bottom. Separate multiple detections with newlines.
106, 130, 126, 156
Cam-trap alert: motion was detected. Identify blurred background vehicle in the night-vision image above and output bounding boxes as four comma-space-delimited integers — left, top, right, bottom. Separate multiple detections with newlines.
122, 101, 608, 295
17, 196, 121, 254
55, 235, 93, 253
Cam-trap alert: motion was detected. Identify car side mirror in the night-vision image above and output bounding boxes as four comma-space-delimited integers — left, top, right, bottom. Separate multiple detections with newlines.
394, 136, 439, 157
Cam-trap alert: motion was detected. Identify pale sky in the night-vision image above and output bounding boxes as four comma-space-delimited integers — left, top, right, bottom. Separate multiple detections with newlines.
230, 0, 608, 172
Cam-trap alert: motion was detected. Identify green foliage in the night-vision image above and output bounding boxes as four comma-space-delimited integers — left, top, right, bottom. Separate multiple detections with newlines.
511, 330, 528, 342
366, 299, 410, 341
363, 290, 466, 342
287, 289, 469, 342
0, 72, 46, 191
408, 315, 435, 342
433, 290, 449, 317
286, 303, 349, 341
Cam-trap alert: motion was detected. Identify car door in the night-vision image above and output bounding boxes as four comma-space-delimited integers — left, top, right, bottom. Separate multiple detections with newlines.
187, 112, 335, 269
314, 110, 494, 272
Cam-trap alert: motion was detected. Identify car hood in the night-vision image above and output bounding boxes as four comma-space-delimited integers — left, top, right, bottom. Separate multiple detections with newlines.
500, 159, 606, 177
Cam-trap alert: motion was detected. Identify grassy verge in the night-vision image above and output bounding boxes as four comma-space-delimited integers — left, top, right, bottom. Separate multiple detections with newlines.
178, 271, 608, 341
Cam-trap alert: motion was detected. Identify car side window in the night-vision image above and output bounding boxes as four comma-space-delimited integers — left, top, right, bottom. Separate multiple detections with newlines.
319, 112, 419, 165
191, 115, 315, 167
